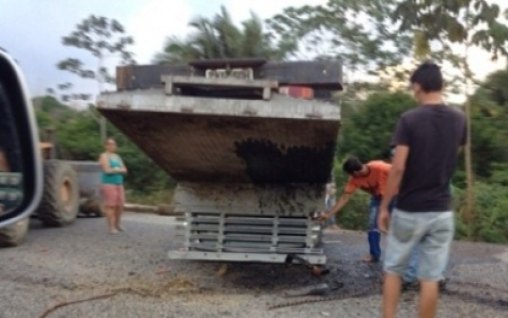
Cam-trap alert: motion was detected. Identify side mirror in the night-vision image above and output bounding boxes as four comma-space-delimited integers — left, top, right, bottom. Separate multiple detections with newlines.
0, 50, 42, 227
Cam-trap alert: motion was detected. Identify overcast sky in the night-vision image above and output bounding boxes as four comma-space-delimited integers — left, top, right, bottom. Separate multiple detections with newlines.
0, 0, 327, 99
0, 0, 506, 102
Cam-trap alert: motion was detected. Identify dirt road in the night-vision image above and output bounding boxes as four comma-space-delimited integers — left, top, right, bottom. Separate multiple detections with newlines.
1, 213, 507, 318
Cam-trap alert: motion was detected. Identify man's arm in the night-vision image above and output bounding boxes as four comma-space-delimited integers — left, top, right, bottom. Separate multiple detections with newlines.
379, 145, 409, 231
320, 192, 352, 220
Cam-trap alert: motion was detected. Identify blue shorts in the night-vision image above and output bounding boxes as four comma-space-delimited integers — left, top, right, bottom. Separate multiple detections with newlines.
383, 209, 454, 281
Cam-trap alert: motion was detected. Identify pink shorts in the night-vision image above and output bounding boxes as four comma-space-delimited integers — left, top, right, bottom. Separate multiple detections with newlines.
101, 185, 125, 207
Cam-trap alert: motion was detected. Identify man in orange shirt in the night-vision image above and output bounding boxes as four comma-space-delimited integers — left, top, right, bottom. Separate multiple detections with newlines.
320, 156, 392, 263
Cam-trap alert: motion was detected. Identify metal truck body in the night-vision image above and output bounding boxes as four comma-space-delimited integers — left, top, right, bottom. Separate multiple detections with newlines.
97, 59, 342, 264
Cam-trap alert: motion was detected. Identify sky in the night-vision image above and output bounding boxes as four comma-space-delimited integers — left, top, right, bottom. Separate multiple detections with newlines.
0, 0, 506, 103
0, 0, 326, 100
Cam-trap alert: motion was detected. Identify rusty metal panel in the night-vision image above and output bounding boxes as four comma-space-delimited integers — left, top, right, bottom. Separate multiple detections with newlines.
257, 61, 342, 89
115, 60, 342, 91
188, 58, 267, 69
99, 109, 338, 184
116, 65, 133, 91
116, 64, 192, 91
98, 90, 340, 184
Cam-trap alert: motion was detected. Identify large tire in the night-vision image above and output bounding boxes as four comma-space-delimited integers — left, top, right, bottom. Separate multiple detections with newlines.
38, 160, 79, 227
0, 218, 29, 247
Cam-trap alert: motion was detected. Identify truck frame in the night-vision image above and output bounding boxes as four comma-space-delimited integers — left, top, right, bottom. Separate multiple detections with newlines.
98, 58, 342, 265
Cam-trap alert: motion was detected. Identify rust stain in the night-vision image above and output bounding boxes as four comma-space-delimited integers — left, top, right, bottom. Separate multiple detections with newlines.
234, 138, 335, 184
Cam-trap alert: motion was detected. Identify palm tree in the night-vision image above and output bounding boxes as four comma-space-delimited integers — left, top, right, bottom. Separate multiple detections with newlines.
153, 6, 290, 63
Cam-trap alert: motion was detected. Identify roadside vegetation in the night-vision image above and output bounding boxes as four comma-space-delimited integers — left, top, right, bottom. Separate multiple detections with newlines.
38, 2, 508, 244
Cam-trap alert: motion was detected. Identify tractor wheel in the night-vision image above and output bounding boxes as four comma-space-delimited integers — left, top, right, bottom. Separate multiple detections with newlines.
38, 160, 79, 227
0, 218, 29, 247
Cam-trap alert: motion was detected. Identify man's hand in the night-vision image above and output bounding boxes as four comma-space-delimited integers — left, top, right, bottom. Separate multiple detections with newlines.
378, 206, 390, 234
317, 211, 331, 222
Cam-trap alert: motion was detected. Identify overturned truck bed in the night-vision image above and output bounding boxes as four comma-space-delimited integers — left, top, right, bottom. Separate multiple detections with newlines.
98, 59, 342, 264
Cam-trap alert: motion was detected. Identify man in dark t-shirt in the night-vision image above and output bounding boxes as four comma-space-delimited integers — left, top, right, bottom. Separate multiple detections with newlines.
378, 62, 466, 318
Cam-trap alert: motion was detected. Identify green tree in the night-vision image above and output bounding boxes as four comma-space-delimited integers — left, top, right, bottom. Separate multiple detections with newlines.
57, 15, 135, 141
454, 182, 508, 243
393, 0, 508, 228
268, 0, 413, 74
55, 111, 102, 160
154, 6, 292, 63
268, 0, 471, 95
338, 91, 416, 161
33, 96, 76, 138
469, 70, 508, 178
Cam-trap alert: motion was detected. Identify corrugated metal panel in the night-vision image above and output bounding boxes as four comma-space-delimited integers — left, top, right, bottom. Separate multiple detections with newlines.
176, 212, 323, 255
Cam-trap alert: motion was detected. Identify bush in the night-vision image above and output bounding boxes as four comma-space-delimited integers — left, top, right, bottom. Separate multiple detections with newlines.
336, 191, 370, 230
127, 188, 174, 205
454, 182, 508, 243
338, 91, 416, 161
331, 155, 508, 244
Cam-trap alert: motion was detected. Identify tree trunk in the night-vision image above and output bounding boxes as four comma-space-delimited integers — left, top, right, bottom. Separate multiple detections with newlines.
463, 51, 475, 235
98, 55, 107, 142
464, 97, 475, 229
462, 9, 475, 235
100, 116, 107, 142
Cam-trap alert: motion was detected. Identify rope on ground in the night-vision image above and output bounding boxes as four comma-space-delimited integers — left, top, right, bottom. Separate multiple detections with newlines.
39, 292, 117, 318
38, 287, 152, 318
268, 291, 371, 310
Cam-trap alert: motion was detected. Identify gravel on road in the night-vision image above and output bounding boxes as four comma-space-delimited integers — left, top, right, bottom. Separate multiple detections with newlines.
1, 213, 507, 318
